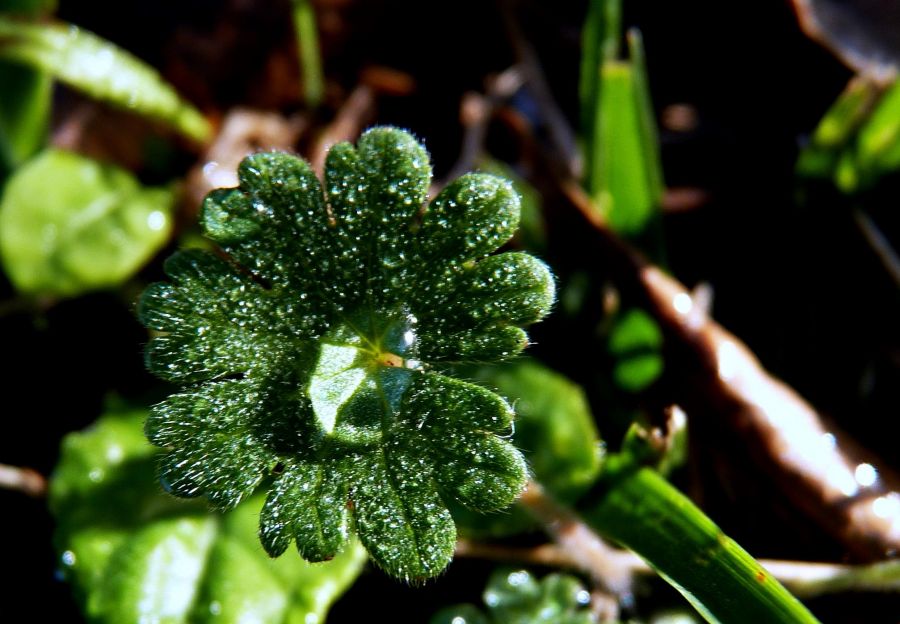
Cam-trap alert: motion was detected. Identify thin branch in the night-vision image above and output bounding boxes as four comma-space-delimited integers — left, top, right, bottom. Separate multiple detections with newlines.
499, 0, 582, 178
455, 538, 582, 571
0, 463, 46, 497
851, 207, 900, 288
457, 537, 900, 599
762, 558, 900, 598
558, 164, 900, 560
442, 67, 524, 184
518, 480, 635, 599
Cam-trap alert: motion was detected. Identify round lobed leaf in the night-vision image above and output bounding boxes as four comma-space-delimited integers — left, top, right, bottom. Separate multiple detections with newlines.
138, 126, 556, 580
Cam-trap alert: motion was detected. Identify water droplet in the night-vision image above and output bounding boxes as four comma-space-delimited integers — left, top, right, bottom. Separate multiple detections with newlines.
147, 211, 166, 231
855, 463, 878, 487
61, 550, 76, 567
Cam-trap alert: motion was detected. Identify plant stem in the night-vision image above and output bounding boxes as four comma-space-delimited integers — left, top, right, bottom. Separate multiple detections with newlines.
291, 0, 324, 109
580, 459, 821, 624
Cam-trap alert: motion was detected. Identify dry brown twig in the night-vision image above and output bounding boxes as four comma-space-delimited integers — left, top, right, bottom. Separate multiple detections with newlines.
0, 463, 46, 498
185, 108, 308, 209
456, 537, 900, 599
555, 165, 900, 561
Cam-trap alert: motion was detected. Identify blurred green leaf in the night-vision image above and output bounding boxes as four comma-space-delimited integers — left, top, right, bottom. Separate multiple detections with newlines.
797, 76, 900, 193
591, 61, 659, 234
580, 0, 663, 236
579, 0, 621, 153
608, 307, 663, 392
431, 603, 490, 624
857, 78, 900, 176
0, 17, 210, 141
796, 78, 878, 187
813, 79, 876, 149
627, 28, 664, 203
484, 360, 602, 498
0, 62, 50, 177
455, 359, 603, 537
431, 569, 593, 624
0, 149, 174, 297
50, 403, 367, 624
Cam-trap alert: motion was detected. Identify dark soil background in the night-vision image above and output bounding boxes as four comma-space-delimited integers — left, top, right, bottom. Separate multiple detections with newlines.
2, 1, 898, 621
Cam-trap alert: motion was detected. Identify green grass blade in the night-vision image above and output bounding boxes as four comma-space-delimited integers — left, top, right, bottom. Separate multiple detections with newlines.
627, 28, 664, 204
291, 0, 324, 109
592, 62, 657, 234
580, 5, 664, 237
579, 0, 621, 179
796, 78, 878, 182
0, 17, 210, 142
584, 461, 821, 624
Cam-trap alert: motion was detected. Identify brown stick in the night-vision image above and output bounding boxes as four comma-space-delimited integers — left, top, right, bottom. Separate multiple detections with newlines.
558, 172, 900, 561
518, 480, 635, 598
456, 537, 900, 598
0, 463, 46, 497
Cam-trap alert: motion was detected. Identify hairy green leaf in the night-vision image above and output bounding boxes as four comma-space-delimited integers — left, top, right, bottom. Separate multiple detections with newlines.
138, 127, 556, 580
50, 404, 367, 624
0, 17, 209, 141
431, 569, 594, 624
0, 149, 174, 296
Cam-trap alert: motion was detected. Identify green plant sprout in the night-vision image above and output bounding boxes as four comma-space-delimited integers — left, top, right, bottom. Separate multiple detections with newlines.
137, 126, 555, 581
